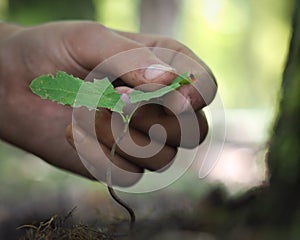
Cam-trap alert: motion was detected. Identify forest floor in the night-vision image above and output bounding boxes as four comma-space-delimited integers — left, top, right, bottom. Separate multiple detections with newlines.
1, 184, 291, 240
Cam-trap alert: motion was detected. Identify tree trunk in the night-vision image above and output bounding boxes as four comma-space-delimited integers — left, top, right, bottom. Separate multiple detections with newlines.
262, 0, 300, 224
268, 0, 300, 187
139, 0, 181, 37
227, 0, 300, 230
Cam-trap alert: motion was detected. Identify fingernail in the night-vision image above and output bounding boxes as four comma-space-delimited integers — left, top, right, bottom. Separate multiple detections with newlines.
144, 64, 174, 80
121, 93, 130, 104
121, 93, 137, 116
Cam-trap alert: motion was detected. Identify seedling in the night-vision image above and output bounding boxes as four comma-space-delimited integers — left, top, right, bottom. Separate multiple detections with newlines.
30, 71, 191, 229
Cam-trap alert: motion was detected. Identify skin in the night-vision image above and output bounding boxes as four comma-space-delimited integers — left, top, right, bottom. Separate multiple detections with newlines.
0, 21, 216, 186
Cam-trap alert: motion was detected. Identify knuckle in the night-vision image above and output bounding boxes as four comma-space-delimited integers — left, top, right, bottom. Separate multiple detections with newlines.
179, 111, 208, 149
163, 37, 188, 52
161, 36, 180, 45
114, 171, 144, 187
198, 111, 209, 145
199, 120, 209, 144
78, 21, 107, 34
65, 124, 73, 142
147, 148, 177, 171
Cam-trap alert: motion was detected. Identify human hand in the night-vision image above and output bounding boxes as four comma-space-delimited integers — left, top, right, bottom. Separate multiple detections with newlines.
0, 21, 216, 186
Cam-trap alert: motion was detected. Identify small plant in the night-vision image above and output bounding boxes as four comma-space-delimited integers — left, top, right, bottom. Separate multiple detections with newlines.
30, 71, 191, 230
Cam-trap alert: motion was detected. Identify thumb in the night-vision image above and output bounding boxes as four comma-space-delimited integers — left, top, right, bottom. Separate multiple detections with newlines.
64, 22, 176, 87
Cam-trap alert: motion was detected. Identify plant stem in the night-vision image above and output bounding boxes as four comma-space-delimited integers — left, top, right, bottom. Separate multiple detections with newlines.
106, 118, 136, 230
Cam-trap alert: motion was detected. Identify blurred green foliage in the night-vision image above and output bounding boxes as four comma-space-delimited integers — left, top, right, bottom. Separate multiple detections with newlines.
178, 0, 292, 109
4, 0, 95, 24
94, 0, 139, 32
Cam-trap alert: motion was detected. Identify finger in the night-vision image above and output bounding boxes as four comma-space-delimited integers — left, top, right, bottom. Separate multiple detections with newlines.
63, 22, 177, 87
114, 85, 208, 148
94, 108, 177, 171
130, 104, 208, 149
114, 31, 217, 112
65, 124, 143, 187
114, 86, 208, 148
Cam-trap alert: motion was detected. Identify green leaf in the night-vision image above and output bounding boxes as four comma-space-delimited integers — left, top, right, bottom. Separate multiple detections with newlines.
30, 71, 82, 105
30, 71, 191, 116
129, 73, 191, 103
30, 71, 124, 113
